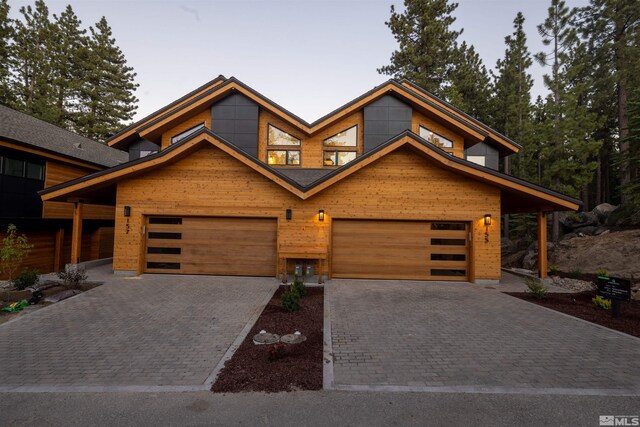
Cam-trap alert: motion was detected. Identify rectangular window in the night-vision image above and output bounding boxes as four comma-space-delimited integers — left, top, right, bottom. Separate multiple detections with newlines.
323, 126, 357, 147
3, 157, 24, 177
323, 151, 356, 167
431, 223, 466, 231
25, 162, 44, 180
268, 125, 300, 146
431, 254, 466, 261
431, 269, 466, 277
171, 123, 205, 144
431, 238, 466, 246
419, 125, 454, 149
466, 155, 486, 166
146, 262, 180, 270
149, 217, 183, 225
148, 232, 182, 239
140, 150, 158, 158
268, 150, 300, 166
147, 247, 181, 255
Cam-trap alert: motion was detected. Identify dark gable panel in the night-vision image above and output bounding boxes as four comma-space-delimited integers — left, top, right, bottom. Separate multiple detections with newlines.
363, 95, 412, 152
128, 138, 160, 161
211, 93, 259, 158
465, 142, 499, 170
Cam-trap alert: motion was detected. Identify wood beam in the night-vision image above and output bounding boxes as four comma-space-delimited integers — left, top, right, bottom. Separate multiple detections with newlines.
54, 228, 64, 272
71, 202, 83, 264
537, 210, 548, 279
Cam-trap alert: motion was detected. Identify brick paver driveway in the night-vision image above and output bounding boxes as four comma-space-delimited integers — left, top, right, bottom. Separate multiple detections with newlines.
0, 267, 277, 390
328, 279, 640, 393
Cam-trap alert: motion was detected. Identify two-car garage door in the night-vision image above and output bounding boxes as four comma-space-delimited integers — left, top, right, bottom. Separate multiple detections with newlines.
331, 220, 469, 281
144, 216, 277, 276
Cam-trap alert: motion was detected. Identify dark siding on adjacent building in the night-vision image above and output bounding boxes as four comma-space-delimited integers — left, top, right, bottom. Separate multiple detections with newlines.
211, 93, 259, 157
363, 95, 412, 152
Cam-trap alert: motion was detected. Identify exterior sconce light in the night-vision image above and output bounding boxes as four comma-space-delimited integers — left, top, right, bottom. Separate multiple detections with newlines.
124, 206, 131, 217
286, 208, 292, 220
318, 209, 325, 222
484, 213, 491, 242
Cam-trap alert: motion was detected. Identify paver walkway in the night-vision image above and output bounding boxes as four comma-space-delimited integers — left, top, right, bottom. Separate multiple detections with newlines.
328, 279, 640, 393
0, 266, 277, 390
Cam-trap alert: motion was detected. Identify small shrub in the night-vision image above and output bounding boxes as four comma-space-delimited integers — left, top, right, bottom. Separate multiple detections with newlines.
525, 277, 547, 299
291, 274, 306, 297
0, 224, 33, 283
13, 268, 39, 290
569, 268, 583, 279
57, 263, 87, 289
596, 267, 609, 278
267, 342, 287, 361
592, 295, 612, 310
549, 265, 558, 275
281, 286, 301, 312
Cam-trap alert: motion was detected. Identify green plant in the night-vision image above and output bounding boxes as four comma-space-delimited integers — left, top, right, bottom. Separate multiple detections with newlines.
569, 268, 583, 279
592, 295, 612, 310
596, 268, 609, 277
0, 224, 33, 283
549, 264, 558, 275
281, 286, 301, 312
13, 268, 39, 290
525, 277, 548, 299
291, 274, 306, 297
57, 263, 87, 289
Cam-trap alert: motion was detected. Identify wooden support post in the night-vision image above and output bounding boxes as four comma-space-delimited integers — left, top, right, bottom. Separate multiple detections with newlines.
537, 210, 548, 279
54, 228, 64, 272
70, 202, 83, 264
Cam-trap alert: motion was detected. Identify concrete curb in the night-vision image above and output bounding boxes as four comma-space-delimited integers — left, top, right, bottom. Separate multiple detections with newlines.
77, 258, 113, 270
0, 384, 209, 393
203, 280, 280, 390
322, 281, 334, 390
331, 383, 640, 396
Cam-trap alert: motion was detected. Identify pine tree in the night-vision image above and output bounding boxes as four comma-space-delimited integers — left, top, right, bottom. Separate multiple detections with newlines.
536, 0, 602, 242
49, 5, 87, 129
378, 0, 461, 97
445, 41, 492, 122
0, 0, 13, 105
11, 0, 56, 121
77, 17, 138, 141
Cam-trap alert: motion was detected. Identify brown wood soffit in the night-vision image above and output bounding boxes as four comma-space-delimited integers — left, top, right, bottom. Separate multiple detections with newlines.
41, 128, 579, 212
106, 76, 521, 154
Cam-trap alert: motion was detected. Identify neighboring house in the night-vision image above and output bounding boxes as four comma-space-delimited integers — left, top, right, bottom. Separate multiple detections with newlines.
0, 104, 128, 277
40, 76, 580, 283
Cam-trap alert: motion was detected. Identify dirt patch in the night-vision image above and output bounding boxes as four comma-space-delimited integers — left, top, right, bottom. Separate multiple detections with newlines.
212, 286, 323, 393
506, 291, 640, 338
554, 229, 640, 279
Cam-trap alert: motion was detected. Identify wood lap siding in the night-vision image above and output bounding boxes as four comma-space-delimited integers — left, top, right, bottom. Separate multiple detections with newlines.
113, 144, 500, 280
160, 110, 211, 150
43, 160, 115, 220
411, 110, 465, 158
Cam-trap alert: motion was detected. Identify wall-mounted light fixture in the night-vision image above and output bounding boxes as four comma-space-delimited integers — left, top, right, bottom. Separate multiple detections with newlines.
124, 206, 131, 217
318, 209, 325, 222
286, 208, 292, 220
484, 213, 492, 242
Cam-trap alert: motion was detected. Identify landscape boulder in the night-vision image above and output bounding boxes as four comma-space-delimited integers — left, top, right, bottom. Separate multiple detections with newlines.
592, 203, 617, 223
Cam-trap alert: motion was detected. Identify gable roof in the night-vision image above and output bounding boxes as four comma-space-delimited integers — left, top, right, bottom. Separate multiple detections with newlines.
0, 104, 128, 168
106, 76, 521, 155
41, 128, 579, 214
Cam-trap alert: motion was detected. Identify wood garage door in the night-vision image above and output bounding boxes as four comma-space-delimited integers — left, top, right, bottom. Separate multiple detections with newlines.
144, 216, 277, 276
331, 220, 469, 281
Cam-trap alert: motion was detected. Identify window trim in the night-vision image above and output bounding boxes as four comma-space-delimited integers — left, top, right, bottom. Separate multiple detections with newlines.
171, 122, 205, 145
267, 124, 301, 147
323, 125, 358, 147
267, 149, 301, 167
323, 150, 357, 167
418, 125, 454, 151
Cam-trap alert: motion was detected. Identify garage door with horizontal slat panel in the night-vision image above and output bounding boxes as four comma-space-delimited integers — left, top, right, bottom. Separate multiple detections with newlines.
331, 220, 469, 281
145, 216, 277, 276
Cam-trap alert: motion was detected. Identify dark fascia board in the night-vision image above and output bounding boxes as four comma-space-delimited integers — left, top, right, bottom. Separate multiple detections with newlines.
132, 77, 489, 141
106, 75, 227, 143
1, 135, 113, 169
400, 79, 522, 150
41, 127, 581, 209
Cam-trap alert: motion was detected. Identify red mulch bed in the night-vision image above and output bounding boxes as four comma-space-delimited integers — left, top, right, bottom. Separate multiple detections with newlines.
506, 290, 640, 338
212, 286, 323, 393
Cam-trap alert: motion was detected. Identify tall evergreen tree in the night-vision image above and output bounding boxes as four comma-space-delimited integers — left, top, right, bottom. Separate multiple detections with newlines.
0, 0, 13, 105
11, 0, 56, 121
50, 5, 87, 129
378, 0, 461, 97
536, 0, 602, 242
77, 17, 138, 141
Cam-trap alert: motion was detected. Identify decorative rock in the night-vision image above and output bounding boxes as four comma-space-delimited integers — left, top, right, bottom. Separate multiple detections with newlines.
592, 203, 617, 223
253, 332, 280, 345
281, 332, 307, 344
551, 276, 596, 292
43, 289, 80, 303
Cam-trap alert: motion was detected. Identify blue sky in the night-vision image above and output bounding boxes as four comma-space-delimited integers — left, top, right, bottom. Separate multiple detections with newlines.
11, 0, 589, 122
